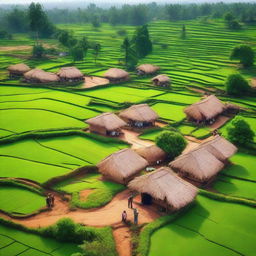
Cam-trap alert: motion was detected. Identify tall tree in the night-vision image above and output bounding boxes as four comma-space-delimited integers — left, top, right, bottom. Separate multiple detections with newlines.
92, 43, 101, 63
121, 37, 138, 70
230, 45, 254, 68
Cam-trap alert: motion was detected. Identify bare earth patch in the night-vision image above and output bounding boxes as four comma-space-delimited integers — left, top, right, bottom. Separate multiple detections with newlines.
113, 226, 132, 256
79, 189, 94, 201
82, 76, 109, 88
209, 115, 231, 130
0, 43, 56, 52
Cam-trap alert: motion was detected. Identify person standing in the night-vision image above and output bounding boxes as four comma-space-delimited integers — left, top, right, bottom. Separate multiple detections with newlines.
133, 208, 139, 225
46, 194, 51, 209
50, 194, 55, 207
122, 210, 127, 223
128, 195, 133, 209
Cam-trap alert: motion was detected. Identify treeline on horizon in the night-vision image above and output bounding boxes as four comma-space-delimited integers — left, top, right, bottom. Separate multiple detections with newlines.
0, 2, 256, 33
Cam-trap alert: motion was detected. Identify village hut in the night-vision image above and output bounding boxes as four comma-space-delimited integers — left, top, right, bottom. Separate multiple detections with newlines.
184, 95, 226, 125
8, 63, 31, 78
137, 64, 160, 76
198, 135, 237, 163
119, 104, 159, 128
104, 68, 129, 83
169, 147, 224, 184
151, 74, 171, 87
135, 145, 167, 165
128, 167, 198, 211
97, 148, 148, 184
24, 69, 59, 83
57, 67, 84, 82
85, 112, 126, 136
224, 102, 240, 114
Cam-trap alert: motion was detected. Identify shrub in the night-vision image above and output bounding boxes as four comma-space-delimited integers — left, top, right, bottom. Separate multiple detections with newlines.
225, 73, 250, 96
32, 44, 45, 58
117, 29, 127, 36
156, 131, 187, 160
227, 116, 254, 146
230, 45, 254, 67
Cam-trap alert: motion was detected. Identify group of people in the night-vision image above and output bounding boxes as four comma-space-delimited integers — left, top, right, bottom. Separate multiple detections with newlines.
122, 195, 139, 225
46, 193, 55, 208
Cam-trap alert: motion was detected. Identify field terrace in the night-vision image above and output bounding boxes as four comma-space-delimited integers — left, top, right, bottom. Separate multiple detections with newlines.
0, 18, 255, 256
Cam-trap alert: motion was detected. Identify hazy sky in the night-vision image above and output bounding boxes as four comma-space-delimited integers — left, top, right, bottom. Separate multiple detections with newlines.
1, 0, 254, 4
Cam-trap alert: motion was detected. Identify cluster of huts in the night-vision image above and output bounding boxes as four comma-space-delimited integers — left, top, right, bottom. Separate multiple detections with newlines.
7, 63, 84, 83
8, 63, 171, 87
96, 135, 237, 211
86, 103, 159, 136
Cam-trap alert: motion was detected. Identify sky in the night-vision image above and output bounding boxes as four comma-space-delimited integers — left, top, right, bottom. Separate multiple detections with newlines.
1, 0, 255, 4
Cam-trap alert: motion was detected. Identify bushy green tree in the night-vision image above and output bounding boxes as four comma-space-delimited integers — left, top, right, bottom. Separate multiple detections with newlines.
6, 8, 28, 33
226, 74, 250, 96
132, 25, 152, 58
92, 43, 101, 63
32, 44, 45, 58
71, 46, 84, 61
121, 37, 138, 70
227, 116, 254, 146
230, 45, 254, 67
156, 131, 187, 160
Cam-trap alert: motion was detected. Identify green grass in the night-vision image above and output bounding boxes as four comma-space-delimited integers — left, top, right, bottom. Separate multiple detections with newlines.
191, 127, 211, 139
0, 185, 45, 215
54, 172, 124, 209
151, 103, 186, 121
149, 195, 256, 256
177, 124, 196, 135
0, 224, 80, 256
139, 129, 163, 142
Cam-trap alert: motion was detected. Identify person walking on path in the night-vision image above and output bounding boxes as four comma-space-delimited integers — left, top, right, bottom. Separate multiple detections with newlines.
50, 194, 55, 207
46, 194, 51, 209
133, 208, 139, 225
122, 210, 127, 223
128, 195, 133, 209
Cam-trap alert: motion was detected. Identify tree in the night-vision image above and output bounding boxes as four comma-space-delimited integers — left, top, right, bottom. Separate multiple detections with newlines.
156, 131, 187, 160
32, 44, 45, 58
227, 116, 254, 146
91, 15, 101, 28
71, 46, 84, 61
181, 24, 186, 39
224, 12, 234, 22
230, 45, 254, 68
226, 74, 250, 96
121, 37, 138, 70
92, 43, 101, 63
6, 8, 28, 33
132, 25, 152, 58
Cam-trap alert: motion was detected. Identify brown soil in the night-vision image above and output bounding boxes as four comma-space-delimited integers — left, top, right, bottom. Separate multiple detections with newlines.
82, 76, 109, 88
79, 189, 94, 201
0, 44, 55, 52
113, 226, 132, 256
209, 115, 231, 130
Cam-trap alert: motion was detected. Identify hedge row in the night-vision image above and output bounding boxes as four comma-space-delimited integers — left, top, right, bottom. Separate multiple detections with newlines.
199, 189, 256, 207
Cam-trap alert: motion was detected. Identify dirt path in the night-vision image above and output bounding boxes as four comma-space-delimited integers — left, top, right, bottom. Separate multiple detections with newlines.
209, 115, 230, 130
113, 226, 132, 256
0, 44, 55, 52
121, 129, 154, 149
82, 76, 109, 88
0, 190, 160, 229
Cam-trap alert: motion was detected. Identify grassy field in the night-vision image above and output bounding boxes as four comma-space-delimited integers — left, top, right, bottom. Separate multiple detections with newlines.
149, 195, 256, 256
0, 17, 255, 256
0, 185, 45, 215
0, 224, 80, 256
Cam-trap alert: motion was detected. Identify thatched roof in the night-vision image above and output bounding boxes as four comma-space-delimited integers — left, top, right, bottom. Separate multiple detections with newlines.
128, 167, 198, 210
119, 104, 159, 122
198, 135, 237, 162
86, 112, 126, 130
169, 147, 224, 182
57, 67, 83, 79
135, 145, 166, 164
225, 102, 240, 110
137, 64, 160, 74
152, 74, 170, 83
104, 68, 129, 79
97, 148, 148, 181
184, 95, 226, 121
8, 63, 31, 74
24, 69, 59, 83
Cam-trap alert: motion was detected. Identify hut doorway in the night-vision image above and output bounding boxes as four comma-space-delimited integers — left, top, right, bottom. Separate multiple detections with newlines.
141, 193, 152, 205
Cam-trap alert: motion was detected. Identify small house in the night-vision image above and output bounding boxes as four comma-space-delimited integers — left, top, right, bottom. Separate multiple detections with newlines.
8, 63, 31, 78
97, 148, 148, 184
136, 64, 160, 76
169, 147, 224, 184
184, 95, 226, 125
85, 112, 126, 136
119, 104, 159, 128
135, 145, 166, 165
24, 69, 59, 83
128, 167, 198, 211
151, 74, 171, 87
198, 135, 237, 163
104, 68, 129, 83
57, 67, 84, 82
